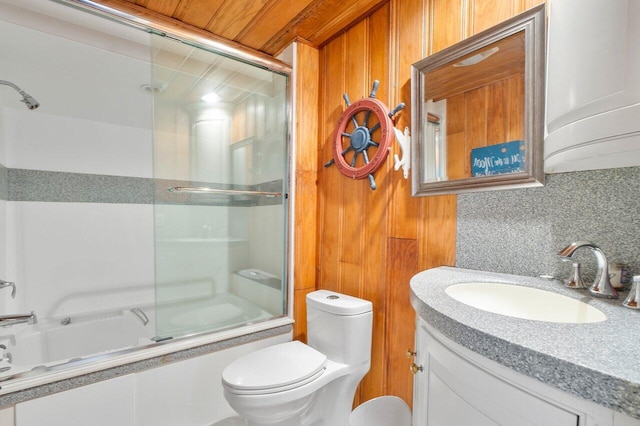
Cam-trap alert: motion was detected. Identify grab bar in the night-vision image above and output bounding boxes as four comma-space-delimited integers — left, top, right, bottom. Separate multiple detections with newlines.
168, 186, 282, 197
130, 308, 149, 326
0, 312, 37, 327
0, 344, 11, 364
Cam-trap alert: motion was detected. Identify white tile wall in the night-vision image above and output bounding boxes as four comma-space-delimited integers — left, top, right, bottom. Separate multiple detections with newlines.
5, 202, 155, 317
248, 205, 285, 277
13, 333, 290, 426
0, 200, 7, 313
3, 108, 153, 178
16, 374, 137, 426
0, 15, 152, 136
0, 5, 156, 321
135, 339, 256, 426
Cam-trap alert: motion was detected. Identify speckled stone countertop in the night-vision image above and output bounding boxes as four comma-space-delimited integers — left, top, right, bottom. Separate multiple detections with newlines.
410, 266, 640, 420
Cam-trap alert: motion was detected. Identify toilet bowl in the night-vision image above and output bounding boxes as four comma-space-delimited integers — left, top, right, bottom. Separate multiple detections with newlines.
221, 290, 373, 426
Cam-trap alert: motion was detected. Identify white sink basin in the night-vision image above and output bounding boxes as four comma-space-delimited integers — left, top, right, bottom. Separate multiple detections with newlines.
445, 283, 607, 323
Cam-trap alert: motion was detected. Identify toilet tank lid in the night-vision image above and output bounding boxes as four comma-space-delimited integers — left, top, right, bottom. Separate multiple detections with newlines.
306, 290, 373, 315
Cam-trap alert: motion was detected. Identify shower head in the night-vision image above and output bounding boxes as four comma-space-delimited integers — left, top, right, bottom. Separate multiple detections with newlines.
0, 80, 40, 110
20, 92, 40, 110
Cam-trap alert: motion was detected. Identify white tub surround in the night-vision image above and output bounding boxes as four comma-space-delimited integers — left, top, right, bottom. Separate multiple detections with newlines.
14, 332, 291, 426
410, 267, 640, 421
0, 322, 291, 408
0, 0, 291, 407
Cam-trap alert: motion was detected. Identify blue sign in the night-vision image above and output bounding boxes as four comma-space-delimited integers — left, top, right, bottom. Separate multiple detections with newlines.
471, 140, 525, 177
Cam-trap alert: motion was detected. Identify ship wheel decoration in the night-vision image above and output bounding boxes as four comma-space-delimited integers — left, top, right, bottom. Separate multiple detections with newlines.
325, 80, 405, 190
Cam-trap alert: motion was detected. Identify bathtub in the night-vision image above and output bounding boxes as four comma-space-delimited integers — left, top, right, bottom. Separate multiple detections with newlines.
0, 292, 274, 383
0, 309, 154, 368
155, 292, 274, 338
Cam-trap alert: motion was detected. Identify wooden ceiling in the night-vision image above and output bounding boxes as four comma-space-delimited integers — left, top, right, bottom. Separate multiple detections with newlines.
91, 0, 388, 56
424, 31, 526, 101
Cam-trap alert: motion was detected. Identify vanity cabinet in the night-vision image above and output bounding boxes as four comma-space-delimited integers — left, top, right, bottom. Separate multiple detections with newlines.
413, 319, 577, 425
413, 318, 640, 426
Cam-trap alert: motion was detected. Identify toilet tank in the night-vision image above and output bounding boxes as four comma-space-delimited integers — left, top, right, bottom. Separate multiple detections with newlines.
306, 290, 373, 367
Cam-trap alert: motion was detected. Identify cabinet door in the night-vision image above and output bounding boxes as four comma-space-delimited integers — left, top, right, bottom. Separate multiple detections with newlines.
544, 0, 640, 172
413, 319, 427, 424
427, 368, 498, 426
416, 322, 579, 425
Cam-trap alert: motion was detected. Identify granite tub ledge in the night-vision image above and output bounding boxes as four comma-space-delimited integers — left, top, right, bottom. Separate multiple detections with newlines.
410, 266, 640, 420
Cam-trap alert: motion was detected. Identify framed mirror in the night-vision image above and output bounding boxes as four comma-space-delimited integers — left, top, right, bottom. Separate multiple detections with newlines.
411, 4, 545, 196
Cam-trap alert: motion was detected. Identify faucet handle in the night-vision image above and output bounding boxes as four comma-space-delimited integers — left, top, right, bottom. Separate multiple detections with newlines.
0, 280, 15, 299
622, 276, 640, 309
590, 268, 619, 299
565, 262, 588, 290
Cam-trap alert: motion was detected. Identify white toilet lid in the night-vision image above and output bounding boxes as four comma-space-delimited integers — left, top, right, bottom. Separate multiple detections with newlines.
222, 341, 327, 392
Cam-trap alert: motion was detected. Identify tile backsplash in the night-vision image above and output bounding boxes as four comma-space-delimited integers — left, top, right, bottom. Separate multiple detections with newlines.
456, 167, 640, 283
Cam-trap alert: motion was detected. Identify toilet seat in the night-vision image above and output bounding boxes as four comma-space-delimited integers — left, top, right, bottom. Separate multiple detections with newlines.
222, 341, 327, 395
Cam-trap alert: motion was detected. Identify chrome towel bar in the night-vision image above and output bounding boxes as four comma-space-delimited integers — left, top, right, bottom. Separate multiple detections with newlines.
168, 186, 282, 197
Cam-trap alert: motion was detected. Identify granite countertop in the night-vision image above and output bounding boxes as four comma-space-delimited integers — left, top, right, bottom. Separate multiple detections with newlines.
410, 266, 640, 420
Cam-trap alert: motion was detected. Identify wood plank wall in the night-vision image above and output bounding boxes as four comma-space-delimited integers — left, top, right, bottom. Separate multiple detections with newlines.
293, 41, 320, 343
294, 0, 545, 409
446, 74, 525, 180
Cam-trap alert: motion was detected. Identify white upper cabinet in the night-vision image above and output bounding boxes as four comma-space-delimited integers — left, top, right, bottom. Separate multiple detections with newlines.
545, 0, 640, 173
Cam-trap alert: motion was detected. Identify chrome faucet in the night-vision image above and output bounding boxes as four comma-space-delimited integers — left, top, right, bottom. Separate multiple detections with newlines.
0, 280, 15, 299
558, 241, 619, 299
0, 311, 37, 327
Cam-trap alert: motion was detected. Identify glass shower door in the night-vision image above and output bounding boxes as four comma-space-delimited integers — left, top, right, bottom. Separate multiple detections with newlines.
150, 34, 288, 339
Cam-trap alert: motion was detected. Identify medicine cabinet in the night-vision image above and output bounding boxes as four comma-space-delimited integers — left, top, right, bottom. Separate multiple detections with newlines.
411, 5, 545, 196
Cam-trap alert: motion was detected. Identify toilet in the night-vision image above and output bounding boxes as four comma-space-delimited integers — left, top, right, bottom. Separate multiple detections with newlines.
221, 290, 373, 426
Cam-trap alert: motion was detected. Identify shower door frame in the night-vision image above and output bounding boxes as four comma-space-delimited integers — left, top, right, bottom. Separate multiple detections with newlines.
0, 0, 294, 400
55, 0, 295, 329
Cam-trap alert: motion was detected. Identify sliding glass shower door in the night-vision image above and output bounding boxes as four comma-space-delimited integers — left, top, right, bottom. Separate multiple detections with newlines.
151, 34, 289, 339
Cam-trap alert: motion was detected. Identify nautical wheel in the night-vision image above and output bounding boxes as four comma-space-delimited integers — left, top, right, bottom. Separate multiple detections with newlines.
325, 80, 405, 190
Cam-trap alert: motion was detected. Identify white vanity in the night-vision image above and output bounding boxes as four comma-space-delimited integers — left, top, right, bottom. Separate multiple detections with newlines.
410, 267, 640, 425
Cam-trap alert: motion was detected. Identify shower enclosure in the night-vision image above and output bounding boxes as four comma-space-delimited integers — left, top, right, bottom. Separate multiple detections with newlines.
151, 34, 289, 340
0, 0, 289, 392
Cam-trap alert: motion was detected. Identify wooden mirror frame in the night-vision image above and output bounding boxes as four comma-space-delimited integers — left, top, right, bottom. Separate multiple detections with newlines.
411, 4, 545, 196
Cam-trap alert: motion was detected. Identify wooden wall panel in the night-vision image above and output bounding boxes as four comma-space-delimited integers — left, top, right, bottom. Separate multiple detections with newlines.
306, 0, 547, 410
359, 2, 392, 404
429, 0, 545, 55
469, 0, 514, 35
506, 74, 525, 141
386, 238, 418, 402
470, 0, 546, 36
292, 42, 320, 341
430, 0, 464, 53
487, 81, 509, 145
418, 194, 457, 271
443, 76, 524, 179
317, 36, 345, 295
317, 0, 434, 408
340, 20, 367, 275
389, 0, 426, 240
445, 93, 466, 180
518, 0, 545, 14
465, 86, 489, 175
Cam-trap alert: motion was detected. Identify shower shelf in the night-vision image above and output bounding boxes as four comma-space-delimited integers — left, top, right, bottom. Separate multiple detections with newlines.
168, 186, 282, 197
